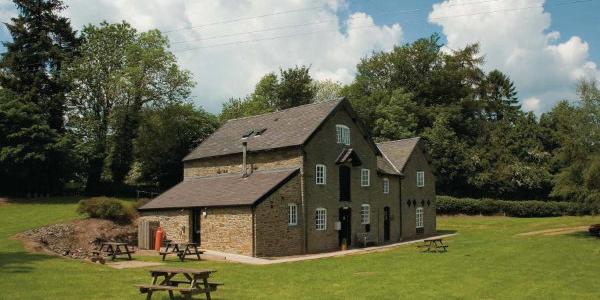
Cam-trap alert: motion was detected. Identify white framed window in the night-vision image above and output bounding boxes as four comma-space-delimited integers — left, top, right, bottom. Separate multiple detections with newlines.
416, 207, 424, 228
383, 178, 389, 194
360, 204, 370, 224
361, 169, 370, 187
288, 204, 298, 226
315, 208, 327, 230
417, 171, 425, 187
315, 164, 326, 185
336, 124, 350, 145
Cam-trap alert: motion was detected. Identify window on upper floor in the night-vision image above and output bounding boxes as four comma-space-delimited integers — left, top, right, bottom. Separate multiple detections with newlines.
416, 207, 424, 228
360, 204, 371, 225
361, 169, 370, 187
417, 171, 425, 187
315, 164, 326, 185
315, 208, 327, 230
336, 124, 350, 145
288, 204, 298, 226
383, 178, 389, 194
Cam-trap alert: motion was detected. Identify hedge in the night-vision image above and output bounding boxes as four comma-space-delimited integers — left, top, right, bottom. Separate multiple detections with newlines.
436, 196, 596, 217
77, 197, 137, 223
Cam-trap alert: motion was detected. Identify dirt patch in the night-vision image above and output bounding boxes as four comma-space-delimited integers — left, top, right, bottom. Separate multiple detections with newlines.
14, 218, 137, 259
516, 226, 588, 237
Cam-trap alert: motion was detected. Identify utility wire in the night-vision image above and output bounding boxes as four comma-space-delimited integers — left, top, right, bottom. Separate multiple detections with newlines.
172, 0, 595, 53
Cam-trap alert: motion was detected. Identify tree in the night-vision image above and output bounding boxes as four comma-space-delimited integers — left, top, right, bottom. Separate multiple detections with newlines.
135, 103, 218, 189
0, 0, 79, 195
276, 65, 314, 109
65, 22, 193, 191
220, 65, 315, 121
312, 79, 343, 103
373, 88, 418, 141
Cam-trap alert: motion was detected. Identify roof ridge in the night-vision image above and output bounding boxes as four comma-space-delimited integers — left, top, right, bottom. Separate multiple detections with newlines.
376, 137, 421, 145
184, 167, 300, 181
224, 98, 344, 123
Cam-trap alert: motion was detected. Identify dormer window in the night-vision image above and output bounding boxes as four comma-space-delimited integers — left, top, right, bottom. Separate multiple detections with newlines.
336, 125, 350, 145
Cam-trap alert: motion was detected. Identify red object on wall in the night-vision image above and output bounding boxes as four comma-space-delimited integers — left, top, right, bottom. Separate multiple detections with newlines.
154, 227, 164, 251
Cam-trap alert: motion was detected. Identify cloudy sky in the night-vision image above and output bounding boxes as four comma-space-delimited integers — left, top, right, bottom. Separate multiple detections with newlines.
1, 0, 599, 114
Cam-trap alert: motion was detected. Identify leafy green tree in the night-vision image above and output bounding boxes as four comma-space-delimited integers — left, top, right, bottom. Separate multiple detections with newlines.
373, 88, 418, 141
135, 103, 218, 189
65, 22, 193, 190
312, 79, 343, 103
220, 65, 315, 121
0, 0, 79, 195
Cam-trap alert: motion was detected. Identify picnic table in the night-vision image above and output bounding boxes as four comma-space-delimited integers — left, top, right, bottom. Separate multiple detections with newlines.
136, 267, 222, 300
160, 241, 204, 262
91, 242, 135, 261
420, 238, 448, 253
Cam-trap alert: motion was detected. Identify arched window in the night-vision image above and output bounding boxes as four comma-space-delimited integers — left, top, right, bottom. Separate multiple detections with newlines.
336, 124, 350, 145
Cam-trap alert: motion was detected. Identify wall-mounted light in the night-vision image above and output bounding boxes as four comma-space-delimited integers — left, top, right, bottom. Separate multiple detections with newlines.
202, 208, 208, 218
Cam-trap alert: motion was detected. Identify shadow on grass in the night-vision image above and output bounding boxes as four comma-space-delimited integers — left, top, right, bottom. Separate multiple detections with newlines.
4, 196, 86, 205
566, 231, 600, 240
436, 230, 458, 235
0, 251, 55, 273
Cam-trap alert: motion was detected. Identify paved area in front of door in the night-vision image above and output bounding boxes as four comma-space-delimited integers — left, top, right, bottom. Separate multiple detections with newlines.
200, 233, 457, 265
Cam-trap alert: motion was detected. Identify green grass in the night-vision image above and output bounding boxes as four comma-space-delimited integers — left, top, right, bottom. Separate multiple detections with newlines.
1, 198, 600, 299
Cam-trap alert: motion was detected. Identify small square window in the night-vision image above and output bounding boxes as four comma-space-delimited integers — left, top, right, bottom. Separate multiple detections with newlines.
361, 169, 370, 187
417, 171, 425, 187
288, 204, 298, 226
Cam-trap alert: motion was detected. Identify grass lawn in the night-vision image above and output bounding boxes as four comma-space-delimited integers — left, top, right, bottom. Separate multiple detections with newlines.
2, 198, 600, 299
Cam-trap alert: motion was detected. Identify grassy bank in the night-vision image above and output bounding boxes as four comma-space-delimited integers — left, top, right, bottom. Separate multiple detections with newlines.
1, 197, 599, 299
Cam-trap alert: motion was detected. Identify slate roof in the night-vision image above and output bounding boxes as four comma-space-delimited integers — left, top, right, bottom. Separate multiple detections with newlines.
376, 137, 421, 175
138, 168, 299, 210
183, 99, 344, 161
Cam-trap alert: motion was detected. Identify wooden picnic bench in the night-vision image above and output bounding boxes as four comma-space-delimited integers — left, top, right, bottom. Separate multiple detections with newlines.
419, 238, 448, 253
136, 267, 223, 300
160, 241, 204, 262
91, 242, 135, 262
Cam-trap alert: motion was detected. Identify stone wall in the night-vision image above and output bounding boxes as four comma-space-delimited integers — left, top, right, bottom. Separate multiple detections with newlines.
200, 206, 253, 256
302, 106, 401, 253
400, 144, 437, 239
254, 174, 303, 257
139, 209, 190, 244
184, 148, 302, 178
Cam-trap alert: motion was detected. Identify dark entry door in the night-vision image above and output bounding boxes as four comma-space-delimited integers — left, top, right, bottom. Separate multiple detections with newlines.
339, 165, 351, 202
191, 208, 201, 244
384, 206, 391, 241
339, 207, 352, 246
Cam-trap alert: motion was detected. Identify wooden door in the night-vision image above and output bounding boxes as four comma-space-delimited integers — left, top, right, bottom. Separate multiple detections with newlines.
339, 165, 351, 202
338, 207, 352, 246
191, 208, 201, 244
384, 207, 390, 241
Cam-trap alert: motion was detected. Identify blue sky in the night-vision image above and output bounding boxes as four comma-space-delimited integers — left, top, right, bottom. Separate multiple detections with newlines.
1, 0, 599, 114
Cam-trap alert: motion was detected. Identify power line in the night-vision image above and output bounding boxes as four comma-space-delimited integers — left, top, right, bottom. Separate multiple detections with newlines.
172, 0, 595, 53
162, 5, 324, 34
169, 0, 504, 45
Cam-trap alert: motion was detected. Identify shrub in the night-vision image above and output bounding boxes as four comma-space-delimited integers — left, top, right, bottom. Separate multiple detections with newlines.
77, 197, 136, 223
437, 196, 593, 218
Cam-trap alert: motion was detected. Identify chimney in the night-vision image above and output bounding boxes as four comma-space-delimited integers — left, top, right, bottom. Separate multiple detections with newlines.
242, 138, 248, 177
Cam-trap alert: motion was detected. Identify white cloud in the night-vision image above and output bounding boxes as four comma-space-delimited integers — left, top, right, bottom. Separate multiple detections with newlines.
523, 97, 541, 112
0, 0, 402, 113
429, 0, 600, 113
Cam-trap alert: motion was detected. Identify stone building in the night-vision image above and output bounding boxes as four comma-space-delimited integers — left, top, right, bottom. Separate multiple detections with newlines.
138, 98, 437, 257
